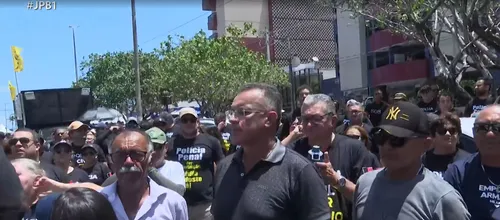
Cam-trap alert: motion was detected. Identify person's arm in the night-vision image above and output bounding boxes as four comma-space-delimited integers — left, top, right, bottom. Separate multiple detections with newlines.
148, 168, 186, 195
40, 177, 103, 192
281, 126, 303, 147
432, 190, 471, 220
295, 163, 331, 220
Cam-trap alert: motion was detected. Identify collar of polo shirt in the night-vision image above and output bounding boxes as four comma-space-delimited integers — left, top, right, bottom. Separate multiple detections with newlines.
232, 139, 286, 163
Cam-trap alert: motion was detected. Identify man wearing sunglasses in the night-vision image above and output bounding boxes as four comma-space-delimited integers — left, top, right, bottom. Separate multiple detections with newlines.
353, 101, 470, 219
289, 94, 379, 220
444, 105, 500, 219
167, 107, 224, 220
10, 128, 70, 183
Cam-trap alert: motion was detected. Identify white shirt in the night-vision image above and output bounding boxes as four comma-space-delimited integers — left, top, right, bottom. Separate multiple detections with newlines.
100, 179, 188, 220
157, 160, 185, 187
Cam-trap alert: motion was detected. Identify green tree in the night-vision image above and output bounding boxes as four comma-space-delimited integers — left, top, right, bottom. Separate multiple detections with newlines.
325, 0, 500, 103
156, 23, 289, 114
73, 51, 166, 114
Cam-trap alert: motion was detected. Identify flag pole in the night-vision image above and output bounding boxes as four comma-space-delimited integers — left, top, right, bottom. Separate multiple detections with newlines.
13, 71, 23, 129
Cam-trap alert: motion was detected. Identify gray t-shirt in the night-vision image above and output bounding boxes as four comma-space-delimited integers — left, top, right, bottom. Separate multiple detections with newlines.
353, 168, 471, 220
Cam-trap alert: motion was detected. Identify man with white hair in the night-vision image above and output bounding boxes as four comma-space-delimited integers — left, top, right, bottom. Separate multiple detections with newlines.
336, 100, 373, 135
101, 129, 188, 220
444, 105, 500, 219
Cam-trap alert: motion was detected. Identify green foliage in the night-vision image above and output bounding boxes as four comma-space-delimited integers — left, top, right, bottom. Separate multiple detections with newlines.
73, 51, 165, 113
74, 23, 288, 114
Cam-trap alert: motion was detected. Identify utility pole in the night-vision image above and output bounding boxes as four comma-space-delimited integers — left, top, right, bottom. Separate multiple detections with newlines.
287, 37, 296, 109
69, 25, 79, 82
131, 0, 143, 121
265, 28, 271, 62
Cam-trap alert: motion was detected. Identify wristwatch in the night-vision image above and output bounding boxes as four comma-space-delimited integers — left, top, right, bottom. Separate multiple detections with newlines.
338, 176, 347, 189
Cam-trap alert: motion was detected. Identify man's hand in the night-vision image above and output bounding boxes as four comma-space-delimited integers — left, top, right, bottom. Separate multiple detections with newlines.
315, 152, 341, 186
217, 122, 225, 131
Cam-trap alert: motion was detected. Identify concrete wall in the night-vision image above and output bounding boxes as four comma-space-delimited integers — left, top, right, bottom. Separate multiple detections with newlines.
215, 0, 269, 37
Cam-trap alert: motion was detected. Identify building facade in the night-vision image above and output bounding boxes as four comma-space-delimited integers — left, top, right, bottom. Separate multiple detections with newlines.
202, 0, 342, 107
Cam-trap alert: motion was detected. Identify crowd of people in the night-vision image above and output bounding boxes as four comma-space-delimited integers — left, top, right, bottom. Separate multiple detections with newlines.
0, 79, 499, 220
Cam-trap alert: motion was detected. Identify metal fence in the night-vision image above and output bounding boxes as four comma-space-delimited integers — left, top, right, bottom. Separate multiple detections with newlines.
280, 68, 323, 112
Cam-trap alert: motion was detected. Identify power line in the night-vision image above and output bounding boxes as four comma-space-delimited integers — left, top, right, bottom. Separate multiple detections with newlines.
141, 0, 235, 45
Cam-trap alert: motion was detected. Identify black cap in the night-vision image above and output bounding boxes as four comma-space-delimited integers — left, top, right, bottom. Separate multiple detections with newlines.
51, 141, 71, 151
378, 101, 430, 138
156, 112, 174, 125
82, 144, 99, 152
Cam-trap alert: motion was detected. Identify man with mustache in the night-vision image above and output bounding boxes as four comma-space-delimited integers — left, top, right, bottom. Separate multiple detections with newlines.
100, 129, 188, 220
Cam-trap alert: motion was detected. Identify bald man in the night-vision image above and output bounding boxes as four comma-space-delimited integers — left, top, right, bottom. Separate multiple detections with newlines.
444, 105, 500, 219
100, 129, 188, 220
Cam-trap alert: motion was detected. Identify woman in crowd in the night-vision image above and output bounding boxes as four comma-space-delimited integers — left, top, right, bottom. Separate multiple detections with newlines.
422, 112, 471, 178
85, 129, 97, 144
81, 143, 112, 185
51, 141, 89, 183
51, 187, 117, 220
345, 125, 370, 149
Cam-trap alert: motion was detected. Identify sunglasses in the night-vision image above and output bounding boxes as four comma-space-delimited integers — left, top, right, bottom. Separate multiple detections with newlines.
474, 123, 500, 133
111, 150, 147, 163
54, 147, 71, 154
153, 143, 164, 151
436, 127, 458, 136
8, 137, 31, 146
181, 117, 197, 124
372, 128, 425, 148
82, 151, 96, 157
346, 135, 361, 140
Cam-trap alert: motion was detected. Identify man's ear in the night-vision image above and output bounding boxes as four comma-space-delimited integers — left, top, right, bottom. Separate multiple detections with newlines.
265, 111, 279, 128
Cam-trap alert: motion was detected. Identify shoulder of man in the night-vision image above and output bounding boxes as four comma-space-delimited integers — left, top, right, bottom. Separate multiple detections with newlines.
35, 193, 61, 220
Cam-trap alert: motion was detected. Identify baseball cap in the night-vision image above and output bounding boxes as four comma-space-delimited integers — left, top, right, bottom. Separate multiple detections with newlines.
179, 107, 198, 118
146, 127, 167, 144
82, 143, 99, 152
377, 101, 430, 138
127, 117, 138, 123
393, 93, 407, 101
155, 112, 174, 125
52, 140, 71, 151
68, 121, 90, 131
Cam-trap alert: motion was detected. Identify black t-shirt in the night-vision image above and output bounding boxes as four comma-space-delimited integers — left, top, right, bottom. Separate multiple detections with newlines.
422, 148, 471, 178
68, 167, 91, 183
464, 96, 495, 117
83, 163, 112, 185
364, 102, 387, 127
289, 135, 381, 220
167, 133, 225, 205
71, 143, 106, 168
40, 161, 70, 183
417, 99, 438, 113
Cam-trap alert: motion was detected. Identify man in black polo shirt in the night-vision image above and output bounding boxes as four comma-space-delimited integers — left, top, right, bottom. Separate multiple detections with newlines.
212, 83, 330, 220
289, 94, 380, 220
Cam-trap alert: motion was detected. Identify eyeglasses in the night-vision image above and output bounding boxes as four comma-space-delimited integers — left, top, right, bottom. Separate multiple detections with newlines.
82, 151, 96, 156
111, 150, 147, 163
474, 123, 500, 133
227, 108, 264, 119
181, 117, 197, 124
153, 143, 164, 151
436, 127, 458, 136
54, 147, 71, 154
372, 128, 425, 148
346, 135, 361, 140
300, 113, 333, 125
8, 137, 31, 146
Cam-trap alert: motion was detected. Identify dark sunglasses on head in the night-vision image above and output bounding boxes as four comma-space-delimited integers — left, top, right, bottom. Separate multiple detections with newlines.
436, 127, 458, 135
346, 135, 361, 140
181, 117, 197, 124
8, 137, 31, 146
54, 147, 71, 154
372, 128, 425, 148
474, 123, 500, 133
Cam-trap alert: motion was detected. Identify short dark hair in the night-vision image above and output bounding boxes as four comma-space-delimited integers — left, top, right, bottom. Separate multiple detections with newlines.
239, 83, 283, 128
51, 187, 117, 220
214, 113, 226, 124
14, 128, 39, 144
296, 85, 312, 96
438, 90, 454, 102
430, 112, 461, 136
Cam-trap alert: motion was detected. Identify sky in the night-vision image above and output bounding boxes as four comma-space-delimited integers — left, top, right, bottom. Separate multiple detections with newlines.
0, 1, 209, 130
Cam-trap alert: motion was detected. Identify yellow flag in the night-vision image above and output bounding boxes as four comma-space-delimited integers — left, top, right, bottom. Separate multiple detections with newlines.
8, 81, 16, 101
11, 46, 24, 73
